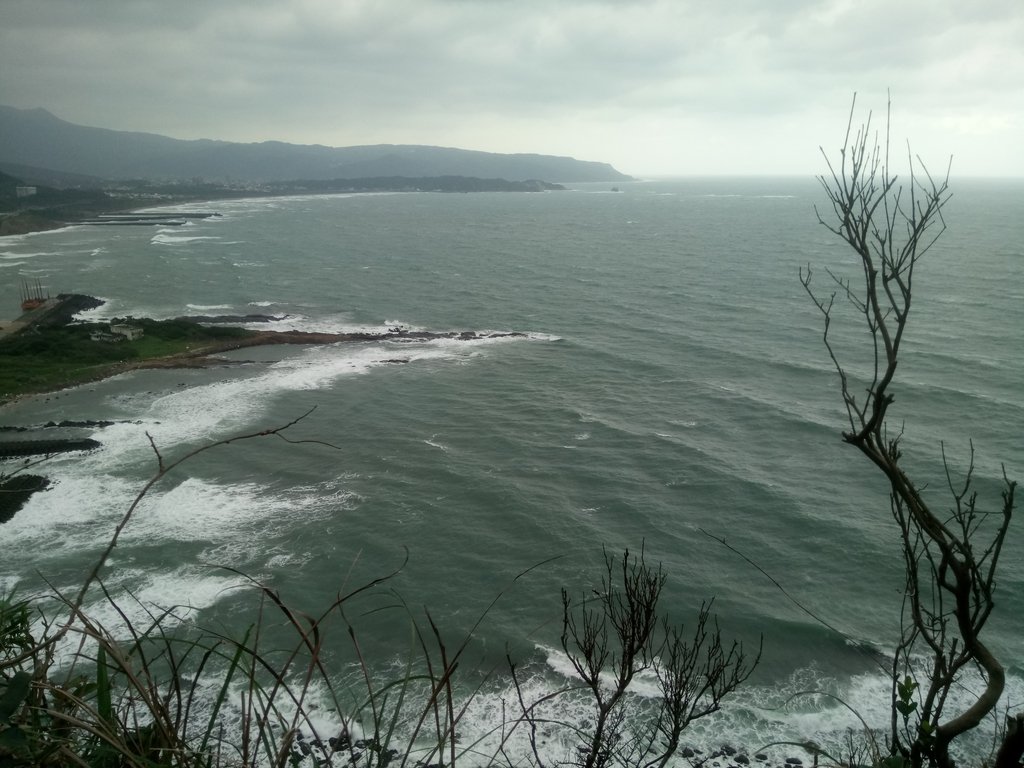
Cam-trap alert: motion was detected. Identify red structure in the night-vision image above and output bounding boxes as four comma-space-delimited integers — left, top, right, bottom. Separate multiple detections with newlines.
19, 279, 48, 311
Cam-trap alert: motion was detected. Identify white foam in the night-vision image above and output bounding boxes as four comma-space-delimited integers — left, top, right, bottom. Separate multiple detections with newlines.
120, 478, 285, 545
208, 675, 361, 763
412, 652, 757, 767
704, 661, 1024, 763
71, 297, 123, 321
151, 233, 220, 245
0, 224, 84, 241
2, 466, 316, 567
423, 436, 449, 452
1, 250, 56, 259
45, 567, 249, 668
233, 314, 394, 334
35, 333, 532, 471
186, 303, 234, 311
1, 473, 139, 554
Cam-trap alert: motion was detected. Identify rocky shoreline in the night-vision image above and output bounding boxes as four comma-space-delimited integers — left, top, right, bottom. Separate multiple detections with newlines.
65, 327, 527, 378
0, 321, 526, 522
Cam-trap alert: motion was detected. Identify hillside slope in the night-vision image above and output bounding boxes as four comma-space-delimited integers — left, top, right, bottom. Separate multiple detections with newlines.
0, 106, 632, 183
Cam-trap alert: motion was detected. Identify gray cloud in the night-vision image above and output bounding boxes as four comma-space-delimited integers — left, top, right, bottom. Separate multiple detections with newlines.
2, 0, 1021, 175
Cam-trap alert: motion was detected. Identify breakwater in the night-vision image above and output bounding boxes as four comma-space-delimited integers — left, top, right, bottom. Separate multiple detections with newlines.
81, 212, 222, 226
0, 437, 101, 458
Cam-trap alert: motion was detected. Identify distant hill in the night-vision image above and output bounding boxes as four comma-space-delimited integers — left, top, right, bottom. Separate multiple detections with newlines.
0, 105, 632, 184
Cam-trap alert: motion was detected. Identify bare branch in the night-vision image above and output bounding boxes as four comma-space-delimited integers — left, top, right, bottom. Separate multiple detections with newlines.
810, 95, 1015, 768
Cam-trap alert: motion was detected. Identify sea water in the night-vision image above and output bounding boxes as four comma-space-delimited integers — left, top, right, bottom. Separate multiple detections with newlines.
1, 177, 1022, 761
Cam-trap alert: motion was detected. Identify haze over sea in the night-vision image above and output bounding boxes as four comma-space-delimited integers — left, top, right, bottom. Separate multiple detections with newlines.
2, 177, 1022, 759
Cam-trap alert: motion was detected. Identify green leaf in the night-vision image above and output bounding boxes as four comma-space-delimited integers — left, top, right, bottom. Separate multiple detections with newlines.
198, 627, 251, 757
895, 700, 918, 717
897, 675, 918, 702
95, 646, 113, 727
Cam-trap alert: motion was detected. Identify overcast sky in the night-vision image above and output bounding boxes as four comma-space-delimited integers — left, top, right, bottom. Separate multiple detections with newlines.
2, 0, 1022, 177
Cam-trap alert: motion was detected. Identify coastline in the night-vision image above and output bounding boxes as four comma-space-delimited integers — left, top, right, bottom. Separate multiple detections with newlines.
0, 327, 525, 408
1, 177, 570, 238
0, 211, 73, 237
0, 324, 524, 519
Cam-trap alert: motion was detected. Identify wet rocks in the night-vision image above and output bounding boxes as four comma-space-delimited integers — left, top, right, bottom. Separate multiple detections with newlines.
0, 437, 101, 458
0, 473, 49, 524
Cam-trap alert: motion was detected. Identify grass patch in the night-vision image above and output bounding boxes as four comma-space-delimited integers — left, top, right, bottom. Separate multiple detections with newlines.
0, 319, 256, 401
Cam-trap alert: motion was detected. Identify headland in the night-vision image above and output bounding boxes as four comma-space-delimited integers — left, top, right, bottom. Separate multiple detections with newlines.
0, 293, 525, 520
0, 294, 524, 406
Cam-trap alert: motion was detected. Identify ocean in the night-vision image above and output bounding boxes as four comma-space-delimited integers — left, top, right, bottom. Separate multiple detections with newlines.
1, 177, 1022, 762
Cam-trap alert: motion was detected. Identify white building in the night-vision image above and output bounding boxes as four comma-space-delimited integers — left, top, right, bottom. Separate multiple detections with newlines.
109, 323, 144, 341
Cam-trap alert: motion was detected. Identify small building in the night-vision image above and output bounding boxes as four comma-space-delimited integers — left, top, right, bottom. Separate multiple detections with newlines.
15, 186, 37, 198
110, 323, 144, 341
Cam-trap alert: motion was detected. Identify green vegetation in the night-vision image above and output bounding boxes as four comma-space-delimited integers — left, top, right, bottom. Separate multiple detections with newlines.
0, 318, 254, 402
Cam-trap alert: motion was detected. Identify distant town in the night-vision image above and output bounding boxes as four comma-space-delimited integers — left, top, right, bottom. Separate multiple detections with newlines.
0, 170, 566, 236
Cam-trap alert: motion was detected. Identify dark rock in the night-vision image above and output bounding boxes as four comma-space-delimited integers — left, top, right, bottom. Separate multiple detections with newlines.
681, 747, 695, 758
755, 755, 769, 762
0, 438, 101, 457
0, 473, 48, 523
55, 419, 117, 428
722, 745, 737, 756
3, 419, 138, 432
785, 758, 803, 765
37, 294, 106, 327
736, 755, 750, 765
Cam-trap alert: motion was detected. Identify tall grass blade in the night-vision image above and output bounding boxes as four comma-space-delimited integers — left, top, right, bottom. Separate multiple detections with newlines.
198, 625, 252, 758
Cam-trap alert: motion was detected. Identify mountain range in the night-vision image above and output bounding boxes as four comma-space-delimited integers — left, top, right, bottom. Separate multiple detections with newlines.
0, 105, 631, 185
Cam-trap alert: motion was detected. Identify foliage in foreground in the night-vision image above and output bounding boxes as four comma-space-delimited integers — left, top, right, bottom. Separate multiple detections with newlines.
804, 95, 1020, 768
0, 418, 754, 768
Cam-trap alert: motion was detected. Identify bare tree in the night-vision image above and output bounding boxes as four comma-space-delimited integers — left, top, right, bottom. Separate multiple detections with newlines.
554, 547, 757, 768
802, 95, 1019, 768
